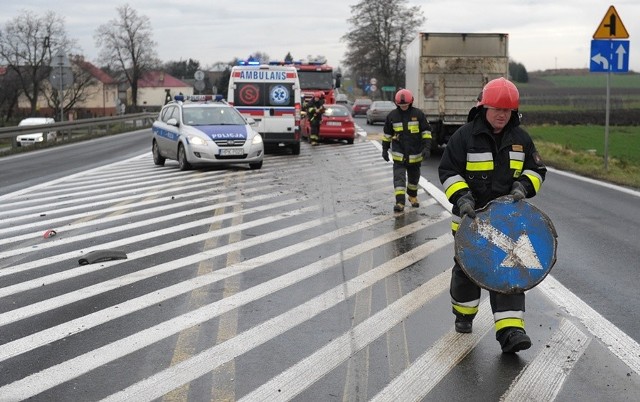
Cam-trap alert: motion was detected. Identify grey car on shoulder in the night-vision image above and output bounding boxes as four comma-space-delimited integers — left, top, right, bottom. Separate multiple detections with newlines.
366, 101, 396, 125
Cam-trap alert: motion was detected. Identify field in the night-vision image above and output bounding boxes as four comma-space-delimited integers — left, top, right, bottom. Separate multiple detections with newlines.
518, 69, 640, 189
519, 70, 640, 114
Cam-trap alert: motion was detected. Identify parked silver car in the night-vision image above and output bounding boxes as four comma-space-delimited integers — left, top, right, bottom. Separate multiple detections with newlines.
365, 101, 396, 125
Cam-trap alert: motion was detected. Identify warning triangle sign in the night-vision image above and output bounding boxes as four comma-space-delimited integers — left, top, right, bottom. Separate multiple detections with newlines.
593, 6, 629, 39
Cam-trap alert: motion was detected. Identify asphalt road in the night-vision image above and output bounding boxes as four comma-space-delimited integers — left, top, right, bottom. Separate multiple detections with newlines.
0, 120, 638, 401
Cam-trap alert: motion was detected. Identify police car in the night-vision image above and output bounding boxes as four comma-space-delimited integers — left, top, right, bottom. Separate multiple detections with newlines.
151, 95, 264, 170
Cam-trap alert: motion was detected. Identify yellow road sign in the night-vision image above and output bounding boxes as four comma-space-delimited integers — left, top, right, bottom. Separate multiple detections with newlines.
593, 6, 629, 39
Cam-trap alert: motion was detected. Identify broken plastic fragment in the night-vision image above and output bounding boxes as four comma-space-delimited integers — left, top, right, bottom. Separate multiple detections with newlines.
43, 229, 57, 239
78, 249, 128, 265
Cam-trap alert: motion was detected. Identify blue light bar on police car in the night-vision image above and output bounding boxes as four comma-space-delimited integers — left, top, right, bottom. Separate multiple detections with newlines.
173, 94, 224, 102
237, 60, 261, 66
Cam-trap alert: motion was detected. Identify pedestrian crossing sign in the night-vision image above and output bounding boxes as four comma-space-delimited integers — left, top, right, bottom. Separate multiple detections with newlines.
593, 6, 629, 39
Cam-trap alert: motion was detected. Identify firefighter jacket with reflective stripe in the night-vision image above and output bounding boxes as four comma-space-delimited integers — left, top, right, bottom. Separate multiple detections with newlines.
438, 111, 547, 217
304, 99, 325, 126
382, 106, 432, 164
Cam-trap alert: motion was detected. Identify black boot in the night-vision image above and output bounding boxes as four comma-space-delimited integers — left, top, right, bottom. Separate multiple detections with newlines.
454, 318, 473, 333
498, 328, 532, 353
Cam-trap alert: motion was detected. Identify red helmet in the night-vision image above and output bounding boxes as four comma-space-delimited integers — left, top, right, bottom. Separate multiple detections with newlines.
394, 89, 413, 105
479, 77, 519, 110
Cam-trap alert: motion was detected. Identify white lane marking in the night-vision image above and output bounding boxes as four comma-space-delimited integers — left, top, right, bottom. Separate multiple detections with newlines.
0, 199, 313, 298
0, 235, 453, 400
0, 205, 324, 325
239, 270, 450, 401
0, 182, 275, 244
539, 276, 640, 375
500, 319, 590, 402
369, 299, 492, 402
99, 233, 453, 402
546, 167, 640, 198
0, 191, 295, 261
0, 212, 417, 362
0, 158, 308, 217
0, 153, 148, 202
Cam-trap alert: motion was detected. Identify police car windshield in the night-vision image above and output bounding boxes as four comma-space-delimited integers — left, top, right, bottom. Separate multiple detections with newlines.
183, 106, 247, 126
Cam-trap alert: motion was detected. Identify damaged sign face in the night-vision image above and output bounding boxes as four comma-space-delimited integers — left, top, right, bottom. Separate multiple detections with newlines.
454, 197, 557, 294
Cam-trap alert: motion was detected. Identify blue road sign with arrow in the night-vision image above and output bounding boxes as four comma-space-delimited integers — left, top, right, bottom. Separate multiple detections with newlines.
590, 39, 630, 73
455, 198, 557, 294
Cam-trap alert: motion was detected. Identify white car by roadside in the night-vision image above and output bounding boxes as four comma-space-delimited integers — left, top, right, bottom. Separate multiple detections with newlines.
16, 117, 57, 146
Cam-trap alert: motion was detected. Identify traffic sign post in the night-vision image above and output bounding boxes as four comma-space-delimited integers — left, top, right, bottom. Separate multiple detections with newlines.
50, 50, 72, 122
590, 5, 631, 171
590, 40, 629, 73
593, 5, 629, 39
454, 198, 557, 294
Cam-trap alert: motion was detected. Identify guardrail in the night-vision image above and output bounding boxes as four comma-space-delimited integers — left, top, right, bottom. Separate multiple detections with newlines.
0, 112, 157, 149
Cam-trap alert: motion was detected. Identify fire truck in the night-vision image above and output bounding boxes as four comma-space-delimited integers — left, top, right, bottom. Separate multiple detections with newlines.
291, 61, 341, 105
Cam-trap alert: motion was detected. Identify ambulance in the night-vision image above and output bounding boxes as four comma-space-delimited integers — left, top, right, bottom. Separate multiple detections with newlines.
227, 62, 302, 155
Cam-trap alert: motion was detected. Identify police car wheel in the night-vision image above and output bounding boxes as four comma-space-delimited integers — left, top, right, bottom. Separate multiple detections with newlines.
177, 144, 191, 171
152, 141, 165, 166
249, 161, 263, 170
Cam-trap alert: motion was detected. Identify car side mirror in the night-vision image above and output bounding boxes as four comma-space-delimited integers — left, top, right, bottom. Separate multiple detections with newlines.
167, 118, 179, 127
246, 117, 256, 126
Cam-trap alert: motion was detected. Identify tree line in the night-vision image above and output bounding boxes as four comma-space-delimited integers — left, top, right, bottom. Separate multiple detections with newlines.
1, 1, 528, 122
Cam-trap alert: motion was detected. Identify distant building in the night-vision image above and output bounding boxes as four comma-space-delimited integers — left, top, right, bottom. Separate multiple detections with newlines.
16, 57, 118, 118
73, 58, 118, 118
134, 71, 193, 109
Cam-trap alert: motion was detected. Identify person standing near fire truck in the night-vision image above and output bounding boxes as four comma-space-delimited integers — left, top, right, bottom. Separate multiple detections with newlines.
305, 92, 325, 146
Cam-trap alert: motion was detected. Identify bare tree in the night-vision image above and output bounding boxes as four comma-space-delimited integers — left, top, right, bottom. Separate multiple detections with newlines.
42, 56, 101, 117
0, 67, 22, 121
342, 0, 424, 92
0, 10, 73, 116
94, 4, 159, 112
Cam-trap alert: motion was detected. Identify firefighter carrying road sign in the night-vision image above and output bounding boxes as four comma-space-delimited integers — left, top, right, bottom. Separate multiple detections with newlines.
454, 197, 557, 294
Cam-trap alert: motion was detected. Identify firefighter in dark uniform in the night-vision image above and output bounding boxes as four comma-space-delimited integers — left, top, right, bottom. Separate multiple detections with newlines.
438, 77, 547, 353
305, 92, 325, 146
382, 89, 432, 212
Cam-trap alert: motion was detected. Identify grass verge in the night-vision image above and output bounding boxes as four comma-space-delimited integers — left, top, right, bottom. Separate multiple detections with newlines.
526, 125, 640, 190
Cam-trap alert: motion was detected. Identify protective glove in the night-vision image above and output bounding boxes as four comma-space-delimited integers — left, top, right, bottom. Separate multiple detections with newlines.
382, 146, 390, 162
423, 147, 431, 159
456, 192, 476, 219
510, 181, 526, 201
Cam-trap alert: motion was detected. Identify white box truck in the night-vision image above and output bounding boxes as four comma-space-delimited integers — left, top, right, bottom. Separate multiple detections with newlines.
405, 33, 509, 149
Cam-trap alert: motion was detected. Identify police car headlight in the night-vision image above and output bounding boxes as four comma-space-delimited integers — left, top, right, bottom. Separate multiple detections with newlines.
251, 134, 263, 145
188, 135, 206, 145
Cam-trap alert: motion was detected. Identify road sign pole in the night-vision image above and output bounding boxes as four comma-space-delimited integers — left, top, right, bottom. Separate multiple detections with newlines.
59, 63, 64, 122
592, 5, 630, 171
604, 70, 610, 171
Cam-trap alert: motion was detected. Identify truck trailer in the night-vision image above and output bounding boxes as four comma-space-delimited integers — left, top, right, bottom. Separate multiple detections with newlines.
405, 32, 509, 149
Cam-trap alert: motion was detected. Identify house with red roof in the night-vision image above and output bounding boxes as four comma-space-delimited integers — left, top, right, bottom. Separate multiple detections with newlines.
73, 58, 119, 117
134, 71, 193, 109
15, 57, 119, 118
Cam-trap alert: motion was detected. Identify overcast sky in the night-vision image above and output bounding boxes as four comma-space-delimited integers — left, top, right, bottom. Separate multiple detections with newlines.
3, 0, 638, 74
